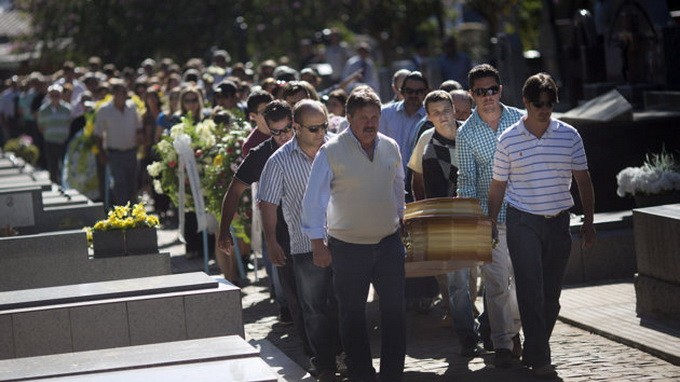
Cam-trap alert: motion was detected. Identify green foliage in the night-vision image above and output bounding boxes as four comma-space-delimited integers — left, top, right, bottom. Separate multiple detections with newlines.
18, 0, 452, 70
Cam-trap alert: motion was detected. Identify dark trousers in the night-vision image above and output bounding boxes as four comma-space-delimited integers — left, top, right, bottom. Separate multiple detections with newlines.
506, 206, 571, 368
291, 251, 340, 372
328, 231, 406, 382
44, 141, 65, 185
107, 149, 138, 206
277, 252, 313, 357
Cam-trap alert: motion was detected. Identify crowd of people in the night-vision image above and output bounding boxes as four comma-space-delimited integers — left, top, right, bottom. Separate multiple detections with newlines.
0, 32, 596, 382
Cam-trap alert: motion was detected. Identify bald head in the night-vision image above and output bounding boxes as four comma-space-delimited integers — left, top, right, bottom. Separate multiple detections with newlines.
450, 89, 473, 121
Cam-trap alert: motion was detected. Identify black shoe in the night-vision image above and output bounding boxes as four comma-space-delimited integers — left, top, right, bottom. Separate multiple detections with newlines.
459, 336, 481, 357
494, 348, 516, 369
278, 307, 293, 325
511, 333, 522, 359
316, 369, 338, 382
533, 364, 558, 379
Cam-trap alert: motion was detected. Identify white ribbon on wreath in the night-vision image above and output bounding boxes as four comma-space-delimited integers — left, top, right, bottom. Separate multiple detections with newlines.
173, 134, 207, 236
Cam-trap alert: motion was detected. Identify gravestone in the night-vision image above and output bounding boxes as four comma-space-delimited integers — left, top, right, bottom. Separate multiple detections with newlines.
0, 230, 170, 291
633, 203, 680, 322
0, 187, 104, 234
0, 273, 243, 359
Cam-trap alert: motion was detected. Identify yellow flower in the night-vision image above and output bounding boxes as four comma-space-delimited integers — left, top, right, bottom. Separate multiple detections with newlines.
132, 202, 146, 218
114, 203, 130, 219
213, 154, 223, 167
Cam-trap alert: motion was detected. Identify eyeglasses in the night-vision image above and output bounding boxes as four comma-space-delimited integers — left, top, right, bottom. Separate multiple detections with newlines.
269, 123, 293, 136
183, 97, 199, 104
531, 100, 556, 109
300, 122, 328, 133
472, 86, 500, 97
402, 87, 427, 96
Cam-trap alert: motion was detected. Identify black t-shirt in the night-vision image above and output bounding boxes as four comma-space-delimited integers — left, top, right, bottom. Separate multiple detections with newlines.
235, 137, 290, 254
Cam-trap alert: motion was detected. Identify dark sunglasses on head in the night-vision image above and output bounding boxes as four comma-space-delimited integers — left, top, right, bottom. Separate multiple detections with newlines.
300, 122, 328, 133
402, 87, 427, 96
472, 86, 500, 97
531, 100, 556, 109
269, 123, 293, 136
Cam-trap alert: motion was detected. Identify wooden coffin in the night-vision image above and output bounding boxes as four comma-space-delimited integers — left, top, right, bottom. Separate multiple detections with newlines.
403, 197, 493, 277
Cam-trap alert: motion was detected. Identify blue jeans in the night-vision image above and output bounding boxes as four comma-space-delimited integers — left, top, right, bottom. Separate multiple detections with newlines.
328, 231, 406, 382
291, 252, 340, 372
506, 206, 571, 368
446, 268, 478, 342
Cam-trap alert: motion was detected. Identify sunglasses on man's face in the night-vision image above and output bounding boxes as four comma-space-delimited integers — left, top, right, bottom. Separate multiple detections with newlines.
402, 87, 427, 96
531, 100, 556, 109
269, 123, 293, 136
300, 122, 328, 133
472, 86, 500, 97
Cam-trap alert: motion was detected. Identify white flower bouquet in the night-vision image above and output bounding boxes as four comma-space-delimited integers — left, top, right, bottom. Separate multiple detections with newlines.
616, 148, 680, 197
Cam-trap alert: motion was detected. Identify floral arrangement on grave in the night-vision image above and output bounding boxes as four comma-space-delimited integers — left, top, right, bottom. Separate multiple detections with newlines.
85, 202, 160, 257
146, 114, 252, 241
2, 134, 40, 165
616, 147, 680, 197
90, 202, 160, 232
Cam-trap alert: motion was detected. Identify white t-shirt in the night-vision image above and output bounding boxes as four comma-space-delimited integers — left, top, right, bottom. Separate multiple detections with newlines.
407, 127, 434, 174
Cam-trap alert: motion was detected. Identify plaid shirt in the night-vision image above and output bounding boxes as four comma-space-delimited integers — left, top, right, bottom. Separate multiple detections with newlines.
456, 103, 524, 223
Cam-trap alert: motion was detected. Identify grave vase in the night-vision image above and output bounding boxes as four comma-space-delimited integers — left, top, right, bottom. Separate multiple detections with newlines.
92, 228, 158, 258
92, 230, 126, 258
125, 227, 159, 255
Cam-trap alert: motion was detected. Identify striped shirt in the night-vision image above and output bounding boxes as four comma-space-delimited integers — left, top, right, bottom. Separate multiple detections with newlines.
456, 104, 524, 223
37, 101, 72, 144
493, 117, 589, 216
258, 136, 329, 255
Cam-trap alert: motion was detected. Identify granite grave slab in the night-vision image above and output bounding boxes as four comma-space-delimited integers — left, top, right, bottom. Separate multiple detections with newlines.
0, 336, 267, 381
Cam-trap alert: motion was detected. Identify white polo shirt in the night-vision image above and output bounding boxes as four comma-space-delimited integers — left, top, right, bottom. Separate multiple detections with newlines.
492, 117, 589, 216
94, 100, 141, 150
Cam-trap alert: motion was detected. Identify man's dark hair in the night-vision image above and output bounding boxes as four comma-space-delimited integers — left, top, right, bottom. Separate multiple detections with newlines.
423, 90, 453, 114
263, 99, 292, 125
346, 86, 381, 116
522, 72, 559, 104
439, 80, 463, 92
468, 64, 501, 90
246, 89, 274, 115
282, 81, 311, 100
213, 80, 238, 97
401, 71, 429, 92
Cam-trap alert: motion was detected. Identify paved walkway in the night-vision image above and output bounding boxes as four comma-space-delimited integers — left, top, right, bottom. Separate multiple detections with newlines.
158, 224, 680, 381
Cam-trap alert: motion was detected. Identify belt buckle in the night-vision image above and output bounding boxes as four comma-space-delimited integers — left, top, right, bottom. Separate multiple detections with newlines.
543, 210, 563, 219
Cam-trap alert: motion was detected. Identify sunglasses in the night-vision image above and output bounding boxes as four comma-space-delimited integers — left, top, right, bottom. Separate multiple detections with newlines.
472, 86, 500, 97
269, 123, 293, 136
183, 97, 199, 104
300, 122, 328, 133
402, 87, 427, 96
531, 100, 556, 109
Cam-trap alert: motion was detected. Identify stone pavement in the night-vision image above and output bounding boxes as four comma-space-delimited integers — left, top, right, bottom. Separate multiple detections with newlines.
158, 224, 680, 381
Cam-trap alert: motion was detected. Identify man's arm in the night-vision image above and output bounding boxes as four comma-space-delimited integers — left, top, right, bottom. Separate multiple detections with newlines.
302, 149, 333, 267
456, 132, 476, 198
487, 179, 507, 241
260, 200, 286, 266
256, 157, 286, 266
301, 150, 332, 240
217, 178, 249, 251
411, 171, 425, 201
393, 148, 406, 219
573, 169, 596, 248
